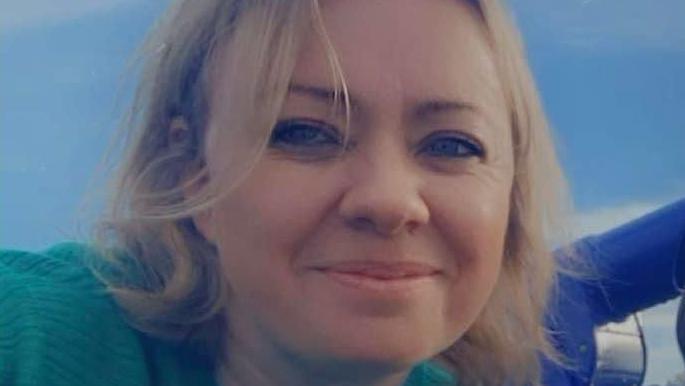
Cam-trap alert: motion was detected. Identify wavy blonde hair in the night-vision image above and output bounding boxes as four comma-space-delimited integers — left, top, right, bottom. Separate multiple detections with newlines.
92, 0, 572, 385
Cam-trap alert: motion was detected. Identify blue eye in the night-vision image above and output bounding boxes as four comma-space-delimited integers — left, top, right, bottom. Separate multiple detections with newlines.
420, 133, 484, 158
269, 119, 342, 149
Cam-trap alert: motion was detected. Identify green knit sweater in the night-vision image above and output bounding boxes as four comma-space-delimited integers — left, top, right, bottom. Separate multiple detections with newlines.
0, 242, 456, 386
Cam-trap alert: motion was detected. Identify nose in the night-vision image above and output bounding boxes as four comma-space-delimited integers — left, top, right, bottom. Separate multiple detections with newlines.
338, 146, 430, 237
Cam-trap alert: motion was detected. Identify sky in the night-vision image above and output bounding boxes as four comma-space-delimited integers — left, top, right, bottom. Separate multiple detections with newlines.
1, 0, 684, 384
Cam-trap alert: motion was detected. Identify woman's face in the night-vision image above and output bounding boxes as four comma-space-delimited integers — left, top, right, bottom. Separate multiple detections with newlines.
200, 0, 514, 376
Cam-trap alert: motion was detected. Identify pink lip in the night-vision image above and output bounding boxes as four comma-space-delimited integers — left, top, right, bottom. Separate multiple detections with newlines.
314, 261, 440, 279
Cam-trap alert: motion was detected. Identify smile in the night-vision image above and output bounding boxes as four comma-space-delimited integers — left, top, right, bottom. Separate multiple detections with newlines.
314, 267, 440, 292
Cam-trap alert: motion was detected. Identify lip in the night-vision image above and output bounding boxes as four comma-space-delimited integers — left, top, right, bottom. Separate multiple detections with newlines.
314, 269, 439, 293
308, 261, 440, 294
312, 261, 441, 279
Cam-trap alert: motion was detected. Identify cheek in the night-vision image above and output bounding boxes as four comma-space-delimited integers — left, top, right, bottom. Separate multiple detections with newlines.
428, 177, 511, 323
209, 164, 338, 294
431, 174, 510, 263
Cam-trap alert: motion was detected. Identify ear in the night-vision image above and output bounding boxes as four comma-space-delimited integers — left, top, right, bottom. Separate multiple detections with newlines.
169, 116, 217, 243
192, 208, 216, 244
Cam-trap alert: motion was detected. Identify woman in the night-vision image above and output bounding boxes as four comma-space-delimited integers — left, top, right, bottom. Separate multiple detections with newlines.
0, 0, 680, 385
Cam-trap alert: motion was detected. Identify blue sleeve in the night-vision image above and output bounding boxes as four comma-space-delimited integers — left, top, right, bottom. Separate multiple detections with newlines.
541, 198, 685, 386
578, 198, 685, 326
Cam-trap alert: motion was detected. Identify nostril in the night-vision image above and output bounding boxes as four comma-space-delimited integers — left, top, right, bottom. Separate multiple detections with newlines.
406, 221, 419, 234
348, 216, 375, 232
346, 214, 421, 237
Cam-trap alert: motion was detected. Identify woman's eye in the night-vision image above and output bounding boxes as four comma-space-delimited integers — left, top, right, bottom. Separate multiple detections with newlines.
269, 119, 342, 150
420, 133, 484, 159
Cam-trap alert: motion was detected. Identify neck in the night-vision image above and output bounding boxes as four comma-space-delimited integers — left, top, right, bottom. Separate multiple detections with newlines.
216, 336, 414, 386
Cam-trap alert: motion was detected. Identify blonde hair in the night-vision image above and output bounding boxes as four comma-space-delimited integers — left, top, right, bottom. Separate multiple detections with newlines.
92, 0, 572, 385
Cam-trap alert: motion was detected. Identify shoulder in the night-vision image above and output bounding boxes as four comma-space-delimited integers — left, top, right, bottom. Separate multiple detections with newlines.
0, 242, 217, 386
0, 242, 113, 328
0, 242, 122, 324
0, 242, 150, 386
2, 242, 101, 288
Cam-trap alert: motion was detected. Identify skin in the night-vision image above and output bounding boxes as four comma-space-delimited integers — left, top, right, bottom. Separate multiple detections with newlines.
197, 0, 514, 385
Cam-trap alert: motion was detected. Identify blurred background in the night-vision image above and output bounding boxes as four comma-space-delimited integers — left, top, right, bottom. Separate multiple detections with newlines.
1, 1, 683, 384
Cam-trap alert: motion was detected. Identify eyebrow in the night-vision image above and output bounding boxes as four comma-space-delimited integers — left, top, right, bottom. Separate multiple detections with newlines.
288, 83, 361, 111
413, 99, 478, 120
288, 83, 478, 119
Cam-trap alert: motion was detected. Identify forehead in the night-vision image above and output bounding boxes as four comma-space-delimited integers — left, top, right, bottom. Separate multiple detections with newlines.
292, 0, 506, 123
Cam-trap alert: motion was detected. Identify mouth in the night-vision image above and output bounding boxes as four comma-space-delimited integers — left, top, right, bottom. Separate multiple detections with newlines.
314, 261, 441, 278
311, 262, 441, 292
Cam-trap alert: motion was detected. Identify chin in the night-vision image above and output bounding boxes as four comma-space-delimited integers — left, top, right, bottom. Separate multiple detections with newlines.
304, 329, 442, 369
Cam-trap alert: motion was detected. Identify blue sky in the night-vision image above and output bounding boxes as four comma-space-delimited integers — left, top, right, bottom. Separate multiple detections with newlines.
1, 0, 683, 384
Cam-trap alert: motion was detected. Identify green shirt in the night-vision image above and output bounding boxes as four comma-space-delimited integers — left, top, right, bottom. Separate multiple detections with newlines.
0, 242, 456, 386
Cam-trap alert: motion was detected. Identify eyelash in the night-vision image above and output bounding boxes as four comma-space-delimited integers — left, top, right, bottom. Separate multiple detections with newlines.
268, 119, 485, 159
269, 119, 341, 149
418, 130, 484, 158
